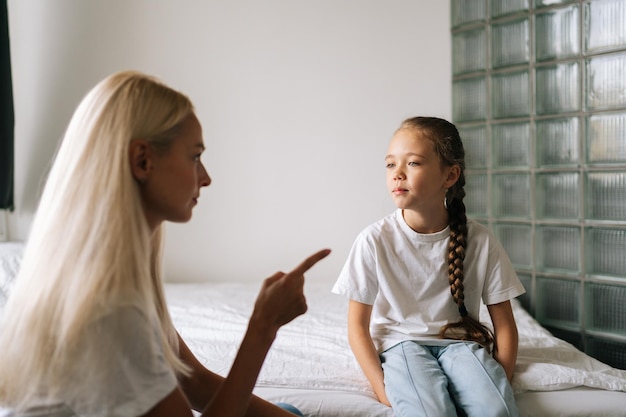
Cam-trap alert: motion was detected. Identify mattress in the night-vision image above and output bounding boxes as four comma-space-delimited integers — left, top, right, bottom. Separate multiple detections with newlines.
1, 242, 625, 416
165, 281, 626, 417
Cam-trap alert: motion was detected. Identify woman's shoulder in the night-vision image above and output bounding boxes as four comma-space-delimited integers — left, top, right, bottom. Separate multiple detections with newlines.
85, 303, 158, 347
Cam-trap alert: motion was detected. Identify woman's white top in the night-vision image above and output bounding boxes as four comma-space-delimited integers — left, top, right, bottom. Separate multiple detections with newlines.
0, 305, 178, 417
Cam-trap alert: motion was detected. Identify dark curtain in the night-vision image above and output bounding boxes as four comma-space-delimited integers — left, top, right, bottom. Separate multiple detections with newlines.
0, 0, 13, 210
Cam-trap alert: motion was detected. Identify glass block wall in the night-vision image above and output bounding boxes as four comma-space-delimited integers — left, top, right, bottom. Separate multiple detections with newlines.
451, 0, 626, 369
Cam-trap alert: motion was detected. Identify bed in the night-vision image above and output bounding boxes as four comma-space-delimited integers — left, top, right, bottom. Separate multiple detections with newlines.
1, 242, 625, 417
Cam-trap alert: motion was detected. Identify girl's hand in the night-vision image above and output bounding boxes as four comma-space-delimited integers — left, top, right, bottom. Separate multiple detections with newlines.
250, 249, 331, 334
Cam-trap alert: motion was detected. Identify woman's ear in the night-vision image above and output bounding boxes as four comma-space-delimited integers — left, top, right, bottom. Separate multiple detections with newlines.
129, 139, 151, 183
444, 165, 461, 189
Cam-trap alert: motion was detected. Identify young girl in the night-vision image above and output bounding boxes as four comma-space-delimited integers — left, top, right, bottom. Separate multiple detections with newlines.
0, 71, 330, 417
332, 116, 525, 417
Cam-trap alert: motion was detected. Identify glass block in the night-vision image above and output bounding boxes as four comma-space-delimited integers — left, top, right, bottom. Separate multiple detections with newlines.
536, 225, 581, 272
492, 122, 530, 168
492, 71, 530, 118
451, 0, 487, 28
453, 28, 487, 75
586, 337, 626, 370
536, 117, 580, 167
516, 272, 532, 311
535, 0, 576, 9
453, 77, 487, 122
465, 173, 489, 216
460, 125, 488, 168
587, 112, 626, 164
493, 222, 532, 267
585, 0, 626, 53
586, 283, 626, 334
586, 52, 626, 111
585, 227, 626, 277
536, 5, 579, 61
491, 19, 529, 68
491, 0, 529, 17
536, 62, 580, 115
536, 172, 580, 219
586, 172, 626, 221
536, 277, 580, 326
493, 174, 531, 218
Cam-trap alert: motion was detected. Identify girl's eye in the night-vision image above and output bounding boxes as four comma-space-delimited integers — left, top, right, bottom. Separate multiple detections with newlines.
408, 161, 420, 167
386, 163, 395, 169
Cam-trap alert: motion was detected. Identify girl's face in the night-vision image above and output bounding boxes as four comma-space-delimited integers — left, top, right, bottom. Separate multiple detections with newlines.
140, 113, 211, 230
385, 128, 458, 214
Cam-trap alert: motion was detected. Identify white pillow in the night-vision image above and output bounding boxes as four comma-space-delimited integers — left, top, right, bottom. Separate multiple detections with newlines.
0, 242, 25, 313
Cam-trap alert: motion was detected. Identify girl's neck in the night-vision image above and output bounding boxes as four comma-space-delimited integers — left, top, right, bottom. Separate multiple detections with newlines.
401, 208, 449, 234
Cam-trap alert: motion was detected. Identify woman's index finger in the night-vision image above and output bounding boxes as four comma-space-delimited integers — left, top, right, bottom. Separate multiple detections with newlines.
290, 249, 331, 276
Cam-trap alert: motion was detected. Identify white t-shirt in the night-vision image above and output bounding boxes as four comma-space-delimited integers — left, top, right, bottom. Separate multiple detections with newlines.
0, 305, 178, 417
332, 209, 526, 353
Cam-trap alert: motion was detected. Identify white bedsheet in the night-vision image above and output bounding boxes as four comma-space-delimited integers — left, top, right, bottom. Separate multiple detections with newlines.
165, 281, 626, 395
1, 240, 625, 416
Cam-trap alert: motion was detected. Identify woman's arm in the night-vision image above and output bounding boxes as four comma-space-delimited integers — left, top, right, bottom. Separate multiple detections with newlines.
487, 300, 518, 381
175, 334, 225, 411
143, 317, 300, 417
143, 248, 330, 417
177, 330, 299, 417
347, 300, 390, 406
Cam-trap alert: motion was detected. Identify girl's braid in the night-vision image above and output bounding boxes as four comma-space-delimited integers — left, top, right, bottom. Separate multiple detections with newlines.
400, 117, 496, 352
440, 178, 495, 352
447, 182, 468, 316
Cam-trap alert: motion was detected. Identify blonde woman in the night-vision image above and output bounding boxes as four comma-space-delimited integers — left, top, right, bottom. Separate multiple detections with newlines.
0, 71, 330, 417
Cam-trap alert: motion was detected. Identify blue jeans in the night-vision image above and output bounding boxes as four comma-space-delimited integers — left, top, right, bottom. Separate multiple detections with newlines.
380, 341, 519, 417
275, 402, 304, 416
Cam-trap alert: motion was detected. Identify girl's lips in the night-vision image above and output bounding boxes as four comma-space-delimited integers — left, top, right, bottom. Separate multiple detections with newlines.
392, 188, 408, 195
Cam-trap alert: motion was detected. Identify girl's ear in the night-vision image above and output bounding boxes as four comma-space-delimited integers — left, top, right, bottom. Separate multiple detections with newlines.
444, 165, 461, 189
128, 139, 151, 183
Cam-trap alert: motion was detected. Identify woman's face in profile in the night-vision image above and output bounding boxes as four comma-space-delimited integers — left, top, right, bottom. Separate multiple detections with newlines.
141, 113, 211, 229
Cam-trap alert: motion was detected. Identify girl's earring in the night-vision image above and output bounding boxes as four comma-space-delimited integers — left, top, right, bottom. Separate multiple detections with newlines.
444, 189, 448, 209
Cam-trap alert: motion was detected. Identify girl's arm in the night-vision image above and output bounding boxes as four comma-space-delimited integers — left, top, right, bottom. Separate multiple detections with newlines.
487, 300, 518, 381
348, 300, 391, 406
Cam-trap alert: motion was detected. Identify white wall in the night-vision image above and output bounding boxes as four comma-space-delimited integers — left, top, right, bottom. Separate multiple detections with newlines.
7, 0, 451, 284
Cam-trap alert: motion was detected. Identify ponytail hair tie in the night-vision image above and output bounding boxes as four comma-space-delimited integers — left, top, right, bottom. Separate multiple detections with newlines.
458, 304, 468, 317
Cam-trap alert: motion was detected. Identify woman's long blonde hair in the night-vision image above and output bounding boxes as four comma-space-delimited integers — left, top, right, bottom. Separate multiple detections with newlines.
0, 71, 192, 409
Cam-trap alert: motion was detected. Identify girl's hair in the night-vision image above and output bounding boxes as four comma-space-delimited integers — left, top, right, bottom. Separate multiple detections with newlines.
399, 116, 496, 352
0, 71, 193, 409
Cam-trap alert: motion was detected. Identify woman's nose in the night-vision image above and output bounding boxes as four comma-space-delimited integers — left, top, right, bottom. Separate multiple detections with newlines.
199, 164, 211, 187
